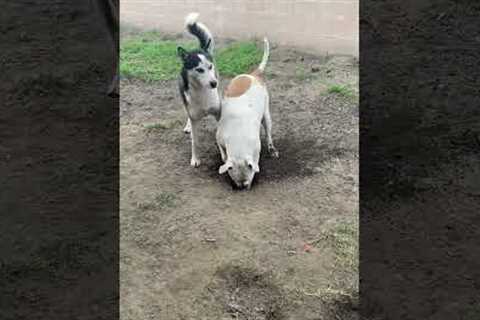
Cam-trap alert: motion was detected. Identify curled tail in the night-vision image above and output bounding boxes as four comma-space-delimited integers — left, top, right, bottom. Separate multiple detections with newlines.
185, 12, 215, 54
256, 37, 270, 74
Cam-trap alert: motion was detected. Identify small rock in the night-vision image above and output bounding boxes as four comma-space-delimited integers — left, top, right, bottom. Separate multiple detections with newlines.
287, 250, 296, 256
303, 243, 313, 253
227, 302, 242, 313
254, 306, 265, 313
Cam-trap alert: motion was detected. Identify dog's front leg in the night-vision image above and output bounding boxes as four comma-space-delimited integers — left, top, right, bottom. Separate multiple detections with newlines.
217, 142, 226, 162
189, 120, 201, 167
183, 118, 192, 134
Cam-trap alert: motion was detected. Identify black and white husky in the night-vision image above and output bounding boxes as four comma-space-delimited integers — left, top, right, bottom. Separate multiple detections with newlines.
177, 12, 220, 167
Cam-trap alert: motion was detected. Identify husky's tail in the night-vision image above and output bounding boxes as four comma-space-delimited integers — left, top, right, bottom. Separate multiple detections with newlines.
185, 12, 214, 54
256, 37, 270, 74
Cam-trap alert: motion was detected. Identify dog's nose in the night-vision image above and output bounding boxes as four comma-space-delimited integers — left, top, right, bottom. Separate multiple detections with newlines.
210, 81, 217, 89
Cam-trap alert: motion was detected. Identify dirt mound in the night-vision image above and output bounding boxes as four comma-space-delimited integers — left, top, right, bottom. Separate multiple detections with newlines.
206, 265, 286, 320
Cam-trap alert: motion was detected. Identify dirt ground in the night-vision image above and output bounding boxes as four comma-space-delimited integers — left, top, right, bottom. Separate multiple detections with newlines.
120, 32, 359, 319
2, 2, 117, 319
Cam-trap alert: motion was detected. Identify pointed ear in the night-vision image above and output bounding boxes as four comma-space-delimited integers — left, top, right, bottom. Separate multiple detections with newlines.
177, 46, 188, 60
247, 161, 259, 173
219, 161, 232, 174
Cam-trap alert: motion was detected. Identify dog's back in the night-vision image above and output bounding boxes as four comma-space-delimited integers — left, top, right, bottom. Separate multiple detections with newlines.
222, 38, 270, 118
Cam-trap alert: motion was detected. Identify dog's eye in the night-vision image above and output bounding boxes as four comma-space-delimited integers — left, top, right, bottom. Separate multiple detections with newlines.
196, 68, 204, 73
208, 65, 213, 70
228, 166, 233, 171
248, 164, 253, 170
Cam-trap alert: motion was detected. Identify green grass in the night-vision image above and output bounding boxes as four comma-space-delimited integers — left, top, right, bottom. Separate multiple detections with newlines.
327, 84, 354, 97
120, 33, 263, 82
215, 41, 263, 76
310, 221, 358, 269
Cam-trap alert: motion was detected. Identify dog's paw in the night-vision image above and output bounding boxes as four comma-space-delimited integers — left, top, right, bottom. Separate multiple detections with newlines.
190, 157, 201, 167
268, 146, 279, 158
183, 123, 192, 134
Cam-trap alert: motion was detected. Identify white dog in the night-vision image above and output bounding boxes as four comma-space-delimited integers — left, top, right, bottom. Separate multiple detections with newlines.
177, 13, 220, 167
216, 38, 278, 189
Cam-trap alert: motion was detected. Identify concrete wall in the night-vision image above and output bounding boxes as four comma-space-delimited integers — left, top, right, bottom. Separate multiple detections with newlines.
121, 0, 358, 57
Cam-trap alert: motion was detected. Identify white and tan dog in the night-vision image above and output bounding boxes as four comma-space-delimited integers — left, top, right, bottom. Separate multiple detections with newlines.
216, 38, 278, 189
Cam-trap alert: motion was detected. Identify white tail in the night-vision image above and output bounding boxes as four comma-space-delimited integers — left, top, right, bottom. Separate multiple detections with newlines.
257, 37, 270, 73
184, 12, 199, 27
184, 12, 215, 54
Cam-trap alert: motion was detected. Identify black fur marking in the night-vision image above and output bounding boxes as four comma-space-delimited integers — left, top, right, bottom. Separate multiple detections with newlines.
178, 79, 189, 106
183, 53, 202, 70
178, 68, 189, 106
176, 48, 214, 107
180, 50, 213, 70
187, 22, 212, 52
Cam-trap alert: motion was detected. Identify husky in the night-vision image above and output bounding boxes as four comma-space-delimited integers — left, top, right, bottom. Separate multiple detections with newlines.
177, 13, 220, 167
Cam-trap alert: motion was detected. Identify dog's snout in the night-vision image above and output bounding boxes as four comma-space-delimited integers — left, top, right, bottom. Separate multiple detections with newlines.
210, 81, 217, 89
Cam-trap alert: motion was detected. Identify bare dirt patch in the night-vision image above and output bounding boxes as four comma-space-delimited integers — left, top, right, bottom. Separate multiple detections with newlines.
120, 33, 358, 320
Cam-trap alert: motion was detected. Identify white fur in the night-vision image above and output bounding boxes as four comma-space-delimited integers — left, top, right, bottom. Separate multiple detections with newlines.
180, 13, 220, 167
185, 12, 200, 26
216, 38, 277, 189
184, 12, 215, 54
184, 71, 220, 167
258, 37, 270, 73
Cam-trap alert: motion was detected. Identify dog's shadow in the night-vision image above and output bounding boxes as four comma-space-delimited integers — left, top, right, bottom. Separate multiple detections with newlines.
204, 136, 349, 190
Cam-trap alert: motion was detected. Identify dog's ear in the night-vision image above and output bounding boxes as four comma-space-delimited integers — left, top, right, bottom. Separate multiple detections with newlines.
219, 161, 232, 175
247, 161, 259, 173
177, 46, 188, 60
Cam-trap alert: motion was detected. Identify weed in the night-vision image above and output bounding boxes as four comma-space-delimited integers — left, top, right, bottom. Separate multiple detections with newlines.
327, 85, 354, 97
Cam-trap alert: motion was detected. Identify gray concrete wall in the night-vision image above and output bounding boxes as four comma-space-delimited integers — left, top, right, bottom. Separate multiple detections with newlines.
121, 0, 358, 57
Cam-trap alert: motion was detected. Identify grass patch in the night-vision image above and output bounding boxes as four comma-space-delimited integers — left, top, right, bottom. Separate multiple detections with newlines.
136, 192, 177, 210
295, 65, 311, 81
154, 192, 176, 208
327, 84, 354, 97
309, 221, 358, 269
215, 41, 263, 77
121, 33, 263, 81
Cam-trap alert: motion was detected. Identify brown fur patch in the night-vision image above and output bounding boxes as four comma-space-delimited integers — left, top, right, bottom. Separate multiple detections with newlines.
224, 75, 253, 97
250, 69, 266, 85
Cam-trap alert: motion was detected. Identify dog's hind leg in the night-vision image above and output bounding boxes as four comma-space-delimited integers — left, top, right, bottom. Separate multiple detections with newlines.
262, 96, 279, 158
190, 120, 201, 167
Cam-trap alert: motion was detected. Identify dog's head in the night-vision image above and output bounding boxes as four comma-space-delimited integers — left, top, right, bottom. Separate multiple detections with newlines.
219, 157, 259, 190
177, 47, 218, 89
